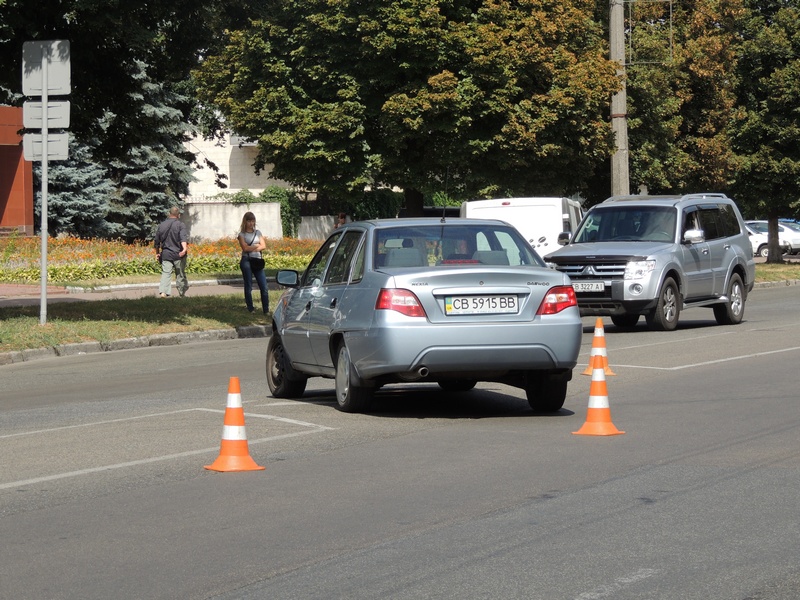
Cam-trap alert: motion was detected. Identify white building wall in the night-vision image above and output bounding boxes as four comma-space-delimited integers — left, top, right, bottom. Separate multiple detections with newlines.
185, 135, 293, 201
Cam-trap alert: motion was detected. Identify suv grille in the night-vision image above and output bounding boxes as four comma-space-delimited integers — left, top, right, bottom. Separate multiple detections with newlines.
553, 261, 627, 299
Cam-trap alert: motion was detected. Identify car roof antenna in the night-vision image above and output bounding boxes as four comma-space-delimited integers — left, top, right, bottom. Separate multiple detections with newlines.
441, 167, 449, 223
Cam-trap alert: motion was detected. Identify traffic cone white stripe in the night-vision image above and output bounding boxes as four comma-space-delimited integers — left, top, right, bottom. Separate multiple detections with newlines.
222, 425, 248, 440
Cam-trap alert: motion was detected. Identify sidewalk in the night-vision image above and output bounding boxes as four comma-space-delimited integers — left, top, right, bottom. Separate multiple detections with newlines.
0, 278, 273, 366
0, 278, 249, 307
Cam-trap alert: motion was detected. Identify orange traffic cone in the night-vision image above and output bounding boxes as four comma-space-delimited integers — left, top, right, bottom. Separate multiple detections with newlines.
582, 318, 616, 376
573, 352, 625, 436
205, 377, 265, 472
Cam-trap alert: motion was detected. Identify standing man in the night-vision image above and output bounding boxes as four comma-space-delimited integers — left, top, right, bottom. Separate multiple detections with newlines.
154, 206, 189, 298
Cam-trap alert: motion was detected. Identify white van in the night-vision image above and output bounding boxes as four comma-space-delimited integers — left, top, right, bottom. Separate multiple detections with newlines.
459, 197, 583, 254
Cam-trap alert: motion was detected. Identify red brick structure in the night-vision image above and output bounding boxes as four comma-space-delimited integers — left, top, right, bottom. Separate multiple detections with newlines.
0, 106, 34, 236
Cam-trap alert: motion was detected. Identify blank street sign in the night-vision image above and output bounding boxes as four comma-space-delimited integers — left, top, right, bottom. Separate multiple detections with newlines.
22, 40, 71, 96
22, 133, 69, 161
23, 101, 71, 129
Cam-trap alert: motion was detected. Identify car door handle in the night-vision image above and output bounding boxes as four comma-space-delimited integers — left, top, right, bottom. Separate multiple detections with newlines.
702, 248, 709, 254
330, 298, 337, 308
305, 301, 312, 311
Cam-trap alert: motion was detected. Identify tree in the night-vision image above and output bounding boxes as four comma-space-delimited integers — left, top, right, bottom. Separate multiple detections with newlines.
105, 61, 197, 241
729, 0, 800, 263
604, 0, 744, 199
33, 136, 118, 239
0, 0, 260, 240
193, 0, 621, 215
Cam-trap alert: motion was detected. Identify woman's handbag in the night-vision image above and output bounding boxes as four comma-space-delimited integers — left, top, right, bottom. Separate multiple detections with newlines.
249, 256, 266, 271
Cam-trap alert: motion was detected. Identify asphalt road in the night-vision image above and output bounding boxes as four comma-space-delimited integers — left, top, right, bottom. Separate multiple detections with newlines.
1, 284, 799, 599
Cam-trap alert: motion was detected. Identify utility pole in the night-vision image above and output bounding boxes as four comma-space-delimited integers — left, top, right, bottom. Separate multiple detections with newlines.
610, 0, 630, 196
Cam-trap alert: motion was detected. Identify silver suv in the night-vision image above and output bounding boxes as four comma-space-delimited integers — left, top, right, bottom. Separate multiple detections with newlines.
545, 194, 755, 330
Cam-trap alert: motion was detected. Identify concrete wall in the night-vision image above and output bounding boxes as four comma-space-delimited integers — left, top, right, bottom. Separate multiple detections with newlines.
182, 202, 283, 241
182, 202, 333, 242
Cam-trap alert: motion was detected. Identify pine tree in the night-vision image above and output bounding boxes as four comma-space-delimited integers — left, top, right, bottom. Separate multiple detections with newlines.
33, 136, 118, 239
105, 60, 196, 242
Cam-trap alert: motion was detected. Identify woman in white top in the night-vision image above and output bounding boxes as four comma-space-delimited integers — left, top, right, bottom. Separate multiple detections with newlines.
237, 211, 269, 313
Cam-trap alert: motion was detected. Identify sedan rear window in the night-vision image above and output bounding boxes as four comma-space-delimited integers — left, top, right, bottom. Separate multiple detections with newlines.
374, 224, 545, 268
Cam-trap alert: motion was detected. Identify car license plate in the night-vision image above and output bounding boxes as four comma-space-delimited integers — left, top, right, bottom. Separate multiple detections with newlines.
572, 281, 605, 292
445, 295, 518, 315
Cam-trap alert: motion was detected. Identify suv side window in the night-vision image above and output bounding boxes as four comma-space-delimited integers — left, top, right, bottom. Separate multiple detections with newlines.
697, 207, 722, 240
682, 208, 700, 236
716, 203, 741, 237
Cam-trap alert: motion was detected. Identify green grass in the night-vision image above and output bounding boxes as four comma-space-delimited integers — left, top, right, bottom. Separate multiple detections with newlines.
0, 286, 284, 354
1, 263, 799, 354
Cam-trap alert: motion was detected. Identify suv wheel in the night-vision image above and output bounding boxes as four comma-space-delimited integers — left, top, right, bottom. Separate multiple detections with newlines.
646, 277, 680, 331
713, 273, 745, 325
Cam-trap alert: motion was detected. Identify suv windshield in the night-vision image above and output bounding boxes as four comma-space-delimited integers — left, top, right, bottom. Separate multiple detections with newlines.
574, 206, 677, 243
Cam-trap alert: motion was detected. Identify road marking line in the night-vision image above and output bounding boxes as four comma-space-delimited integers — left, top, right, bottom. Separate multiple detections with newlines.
0, 409, 199, 439
0, 429, 325, 491
196, 408, 335, 430
574, 568, 661, 599
597, 345, 800, 370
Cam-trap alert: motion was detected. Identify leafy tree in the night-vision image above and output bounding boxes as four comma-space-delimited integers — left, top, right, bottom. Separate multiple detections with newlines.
605, 0, 743, 199
194, 0, 621, 215
729, 0, 800, 262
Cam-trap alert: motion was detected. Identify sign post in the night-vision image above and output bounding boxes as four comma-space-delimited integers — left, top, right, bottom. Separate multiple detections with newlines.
22, 40, 71, 325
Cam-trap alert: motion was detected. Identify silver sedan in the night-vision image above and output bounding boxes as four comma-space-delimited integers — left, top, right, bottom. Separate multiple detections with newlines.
267, 218, 582, 413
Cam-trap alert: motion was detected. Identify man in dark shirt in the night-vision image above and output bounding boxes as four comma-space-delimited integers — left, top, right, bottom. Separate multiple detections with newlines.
153, 206, 189, 297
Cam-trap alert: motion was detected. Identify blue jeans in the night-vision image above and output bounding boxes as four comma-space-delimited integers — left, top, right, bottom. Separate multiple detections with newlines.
240, 256, 269, 313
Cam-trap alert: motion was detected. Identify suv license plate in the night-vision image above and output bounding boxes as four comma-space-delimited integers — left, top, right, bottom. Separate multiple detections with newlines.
573, 281, 604, 292
445, 295, 518, 315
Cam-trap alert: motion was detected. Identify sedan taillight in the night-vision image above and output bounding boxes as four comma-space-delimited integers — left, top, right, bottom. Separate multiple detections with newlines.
376, 288, 427, 318
536, 286, 578, 315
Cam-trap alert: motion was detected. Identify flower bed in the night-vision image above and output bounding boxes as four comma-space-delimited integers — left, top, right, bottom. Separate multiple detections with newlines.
0, 235, 320, 284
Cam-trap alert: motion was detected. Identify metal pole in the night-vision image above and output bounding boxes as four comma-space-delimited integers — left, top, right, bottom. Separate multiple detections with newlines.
40, 47, 49, 325
610, 0, 630, 196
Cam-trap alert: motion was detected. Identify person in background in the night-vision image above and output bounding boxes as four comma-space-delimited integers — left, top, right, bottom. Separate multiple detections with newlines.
238, 211, 269, 314
153, 206, 189, 298
333, 212, 347, 230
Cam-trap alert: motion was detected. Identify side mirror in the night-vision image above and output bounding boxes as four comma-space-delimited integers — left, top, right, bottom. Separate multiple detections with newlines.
683, 228, 705, 244
557, 231, 571, 246
276, 269, 300, 287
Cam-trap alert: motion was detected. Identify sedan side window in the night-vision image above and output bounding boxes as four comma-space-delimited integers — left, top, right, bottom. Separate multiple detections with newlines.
325, 231, 364, 285
302, 232, 342, 287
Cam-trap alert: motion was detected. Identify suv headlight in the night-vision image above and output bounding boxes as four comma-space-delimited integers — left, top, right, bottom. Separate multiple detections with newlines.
624, 260, 656, 280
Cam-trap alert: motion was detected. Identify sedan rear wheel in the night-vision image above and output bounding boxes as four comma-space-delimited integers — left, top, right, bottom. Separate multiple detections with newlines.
266, 334, 307, 398
525, 371, 568, 413
335, 342, 373, 413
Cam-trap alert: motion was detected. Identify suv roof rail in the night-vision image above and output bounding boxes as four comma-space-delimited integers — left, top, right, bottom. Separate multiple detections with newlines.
602, 193, 731, 204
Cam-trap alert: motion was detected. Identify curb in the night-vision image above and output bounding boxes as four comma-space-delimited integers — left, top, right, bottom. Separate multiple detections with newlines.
0, 325, 270, 366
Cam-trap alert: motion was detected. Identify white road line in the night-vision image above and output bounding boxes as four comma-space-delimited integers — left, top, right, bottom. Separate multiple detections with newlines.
0, 408, 336, 490
0, 429, 324, 491
574, 568, 661, 599
599, 345, 800, 371
0, 408, 199, 439
196, 407, 335, 430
